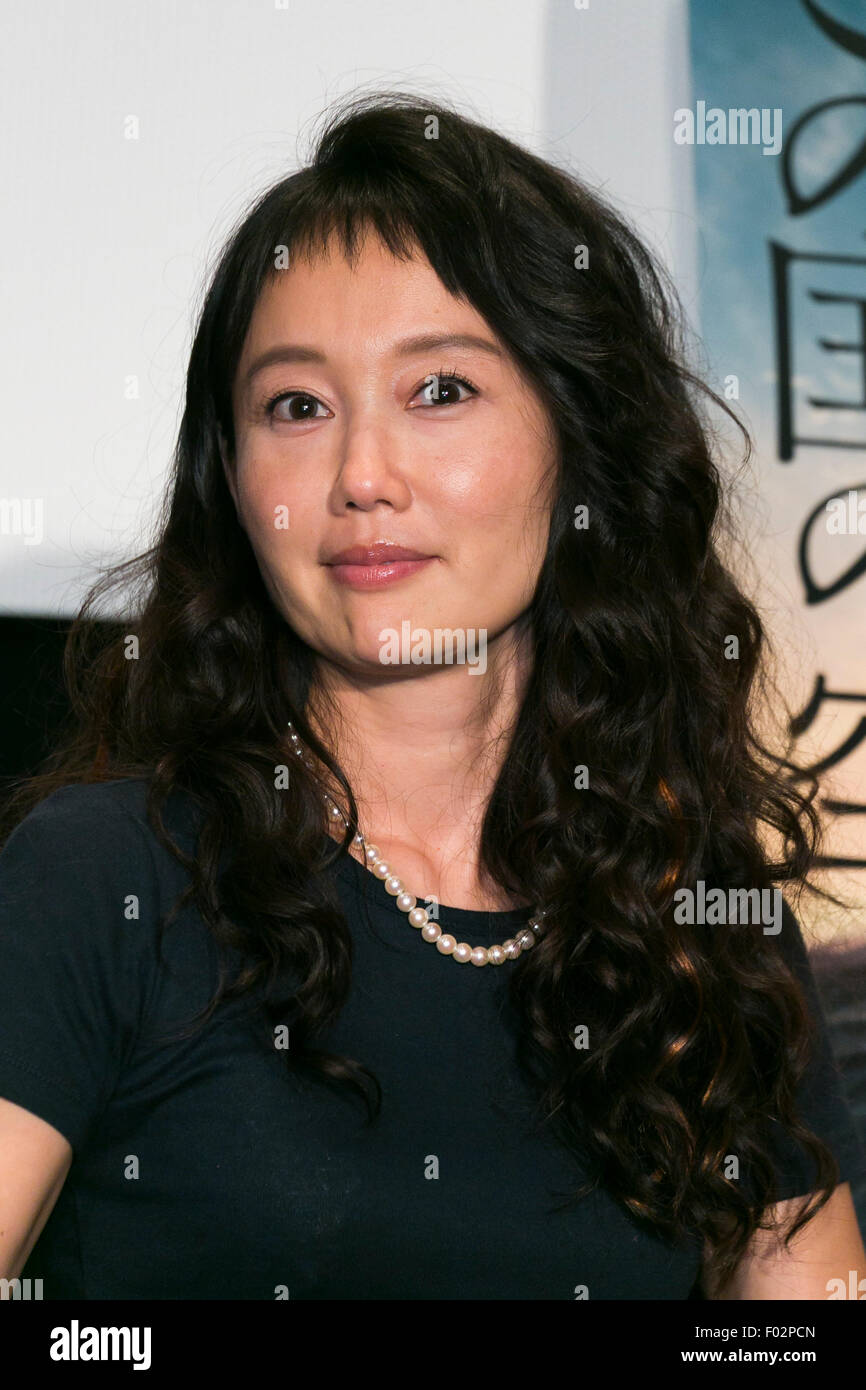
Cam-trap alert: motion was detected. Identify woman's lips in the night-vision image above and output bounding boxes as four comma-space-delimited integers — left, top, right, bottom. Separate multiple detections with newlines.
327, 556, 435, 589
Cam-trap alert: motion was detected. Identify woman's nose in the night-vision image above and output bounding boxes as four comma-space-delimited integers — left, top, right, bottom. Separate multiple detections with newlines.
330, 413, 413, 511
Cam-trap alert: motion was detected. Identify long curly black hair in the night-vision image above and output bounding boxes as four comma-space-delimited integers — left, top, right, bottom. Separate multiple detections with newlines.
2, 91, 848, 1295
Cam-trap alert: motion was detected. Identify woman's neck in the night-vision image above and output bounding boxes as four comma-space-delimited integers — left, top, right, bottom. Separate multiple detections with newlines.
307, 623, 533, 911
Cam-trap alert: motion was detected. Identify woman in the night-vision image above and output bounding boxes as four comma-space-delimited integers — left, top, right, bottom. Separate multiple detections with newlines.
0, 91, 863, 1301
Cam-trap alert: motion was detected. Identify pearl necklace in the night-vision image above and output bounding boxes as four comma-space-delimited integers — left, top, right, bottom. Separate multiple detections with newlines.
287, 722, 547, 965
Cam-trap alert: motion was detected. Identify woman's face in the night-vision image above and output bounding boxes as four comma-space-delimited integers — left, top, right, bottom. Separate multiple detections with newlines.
226, 230, 557, 679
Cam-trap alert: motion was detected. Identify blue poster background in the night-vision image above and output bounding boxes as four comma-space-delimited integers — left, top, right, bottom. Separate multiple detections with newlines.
689, 0, 866, 1227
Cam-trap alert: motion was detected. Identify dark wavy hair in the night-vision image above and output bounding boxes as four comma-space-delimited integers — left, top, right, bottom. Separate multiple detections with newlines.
3, 90, 849, 1296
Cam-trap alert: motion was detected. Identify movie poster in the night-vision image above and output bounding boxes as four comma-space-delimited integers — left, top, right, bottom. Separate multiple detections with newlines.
688, 0, 866, 940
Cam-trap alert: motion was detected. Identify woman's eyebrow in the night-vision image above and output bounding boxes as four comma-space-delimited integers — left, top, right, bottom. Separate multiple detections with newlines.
241, 332, 503, 392
391, 331, 503, 360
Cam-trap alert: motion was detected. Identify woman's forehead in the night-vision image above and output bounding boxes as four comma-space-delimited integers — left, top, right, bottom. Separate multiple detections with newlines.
235, 241, 495, 383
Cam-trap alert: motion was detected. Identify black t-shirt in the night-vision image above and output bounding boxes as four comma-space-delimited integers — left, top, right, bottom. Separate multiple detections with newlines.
0, 778, 863, 1300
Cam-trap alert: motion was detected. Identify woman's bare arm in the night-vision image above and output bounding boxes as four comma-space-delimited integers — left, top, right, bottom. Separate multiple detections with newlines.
0, 1096, 72, 1287
702, 1181, 866, 1300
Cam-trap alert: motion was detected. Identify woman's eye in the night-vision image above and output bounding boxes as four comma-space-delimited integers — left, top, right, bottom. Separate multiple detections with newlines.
262, 374, 477, 421
267, 393, 330, 422
415, 373, 477, 407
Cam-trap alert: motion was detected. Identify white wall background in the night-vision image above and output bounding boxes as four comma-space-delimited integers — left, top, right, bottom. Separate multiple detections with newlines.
0, 0, 695, 617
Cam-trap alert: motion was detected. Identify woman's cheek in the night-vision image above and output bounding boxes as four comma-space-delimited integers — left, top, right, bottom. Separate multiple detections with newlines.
238, 473, 295, 548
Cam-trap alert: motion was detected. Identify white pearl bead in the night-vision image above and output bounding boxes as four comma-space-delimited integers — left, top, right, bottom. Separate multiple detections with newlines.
372, 861, 389, 879
396, 892, 416, 912
470, 946, 489, 966
488, 944, 506, 965
408, 907, 429, 928
384, 876, 403, 895
364, 844, 379, 862
503, 939, 521, 958
453, 942, 472, 962
436, 934, 456, 954
421, 922, 441, 942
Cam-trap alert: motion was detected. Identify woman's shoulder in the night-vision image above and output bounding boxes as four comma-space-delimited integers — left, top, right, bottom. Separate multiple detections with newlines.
6, 776, 200, 851
0, 776, 205, 902
0, 777, 207, 1153
18, 775, 150, 822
